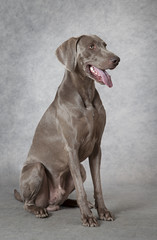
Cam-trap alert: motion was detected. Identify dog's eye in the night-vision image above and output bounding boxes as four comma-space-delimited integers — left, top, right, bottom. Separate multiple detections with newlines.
103, 42, 107, 48
89, 44, 96, 50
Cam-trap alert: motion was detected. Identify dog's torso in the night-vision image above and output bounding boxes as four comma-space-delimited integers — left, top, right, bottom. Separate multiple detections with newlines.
27, 71, 106, 175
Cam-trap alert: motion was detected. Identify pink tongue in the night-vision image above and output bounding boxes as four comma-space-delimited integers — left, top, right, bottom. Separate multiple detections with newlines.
94, 66, 113, 88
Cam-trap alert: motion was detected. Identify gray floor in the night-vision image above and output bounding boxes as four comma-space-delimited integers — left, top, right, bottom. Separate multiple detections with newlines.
0, 183, 157, 240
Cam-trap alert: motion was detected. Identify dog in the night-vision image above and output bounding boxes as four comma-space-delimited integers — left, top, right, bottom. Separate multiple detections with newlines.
14, 35, 120, 227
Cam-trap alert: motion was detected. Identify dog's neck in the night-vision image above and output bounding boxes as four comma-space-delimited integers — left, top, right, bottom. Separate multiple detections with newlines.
65, 70, 96, 108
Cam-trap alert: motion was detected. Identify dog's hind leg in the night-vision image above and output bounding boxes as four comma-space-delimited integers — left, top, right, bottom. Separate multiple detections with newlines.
20, 162, 49, 218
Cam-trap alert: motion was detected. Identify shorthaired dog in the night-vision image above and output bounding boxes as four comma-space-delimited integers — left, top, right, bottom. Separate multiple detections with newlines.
14, 35, 120, 227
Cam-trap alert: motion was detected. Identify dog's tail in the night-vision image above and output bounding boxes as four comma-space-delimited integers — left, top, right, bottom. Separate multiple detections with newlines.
14, 189, 23, 202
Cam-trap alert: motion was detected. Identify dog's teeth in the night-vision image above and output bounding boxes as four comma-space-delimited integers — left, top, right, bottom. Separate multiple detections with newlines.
90, 66, 99, 76
90, 67, 95, 73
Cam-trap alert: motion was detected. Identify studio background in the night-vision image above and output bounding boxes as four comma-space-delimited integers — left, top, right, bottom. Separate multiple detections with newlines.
0, 1, 157, 239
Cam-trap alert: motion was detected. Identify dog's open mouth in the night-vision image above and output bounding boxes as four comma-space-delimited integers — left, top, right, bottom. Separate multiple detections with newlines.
89, 65, 113, 88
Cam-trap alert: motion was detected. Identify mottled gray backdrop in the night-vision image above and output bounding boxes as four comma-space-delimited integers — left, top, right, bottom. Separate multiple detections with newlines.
0, 0, 157, 188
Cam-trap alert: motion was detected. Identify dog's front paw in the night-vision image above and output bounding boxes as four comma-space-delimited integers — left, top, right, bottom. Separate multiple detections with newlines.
98, 209, 114, 221
82, 215, 99, 227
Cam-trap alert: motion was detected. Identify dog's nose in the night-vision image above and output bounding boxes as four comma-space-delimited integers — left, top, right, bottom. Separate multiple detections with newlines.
110, 56, 120, 65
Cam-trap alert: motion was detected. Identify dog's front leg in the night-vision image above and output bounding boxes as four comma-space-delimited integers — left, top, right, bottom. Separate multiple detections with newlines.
67, 148, 98, 227
89, 146, 114, 221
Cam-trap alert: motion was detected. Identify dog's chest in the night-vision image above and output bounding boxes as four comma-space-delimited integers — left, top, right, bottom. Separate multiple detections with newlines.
78, 104, 106, 160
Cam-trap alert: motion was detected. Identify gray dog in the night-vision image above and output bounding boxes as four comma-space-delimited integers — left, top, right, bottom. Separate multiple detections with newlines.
14, 35, 120, 227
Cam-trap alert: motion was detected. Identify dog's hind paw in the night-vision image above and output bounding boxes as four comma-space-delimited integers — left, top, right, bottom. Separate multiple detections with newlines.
24, 204, 49, 218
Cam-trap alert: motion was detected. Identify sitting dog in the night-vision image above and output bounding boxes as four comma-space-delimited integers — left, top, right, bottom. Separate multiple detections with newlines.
14, 35, 120, 227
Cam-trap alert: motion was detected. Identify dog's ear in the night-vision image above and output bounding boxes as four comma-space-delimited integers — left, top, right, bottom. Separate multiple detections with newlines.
55, 37, 80, 72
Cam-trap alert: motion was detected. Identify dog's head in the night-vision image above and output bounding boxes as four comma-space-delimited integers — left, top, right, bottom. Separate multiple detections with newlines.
56, 35, 120, 88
